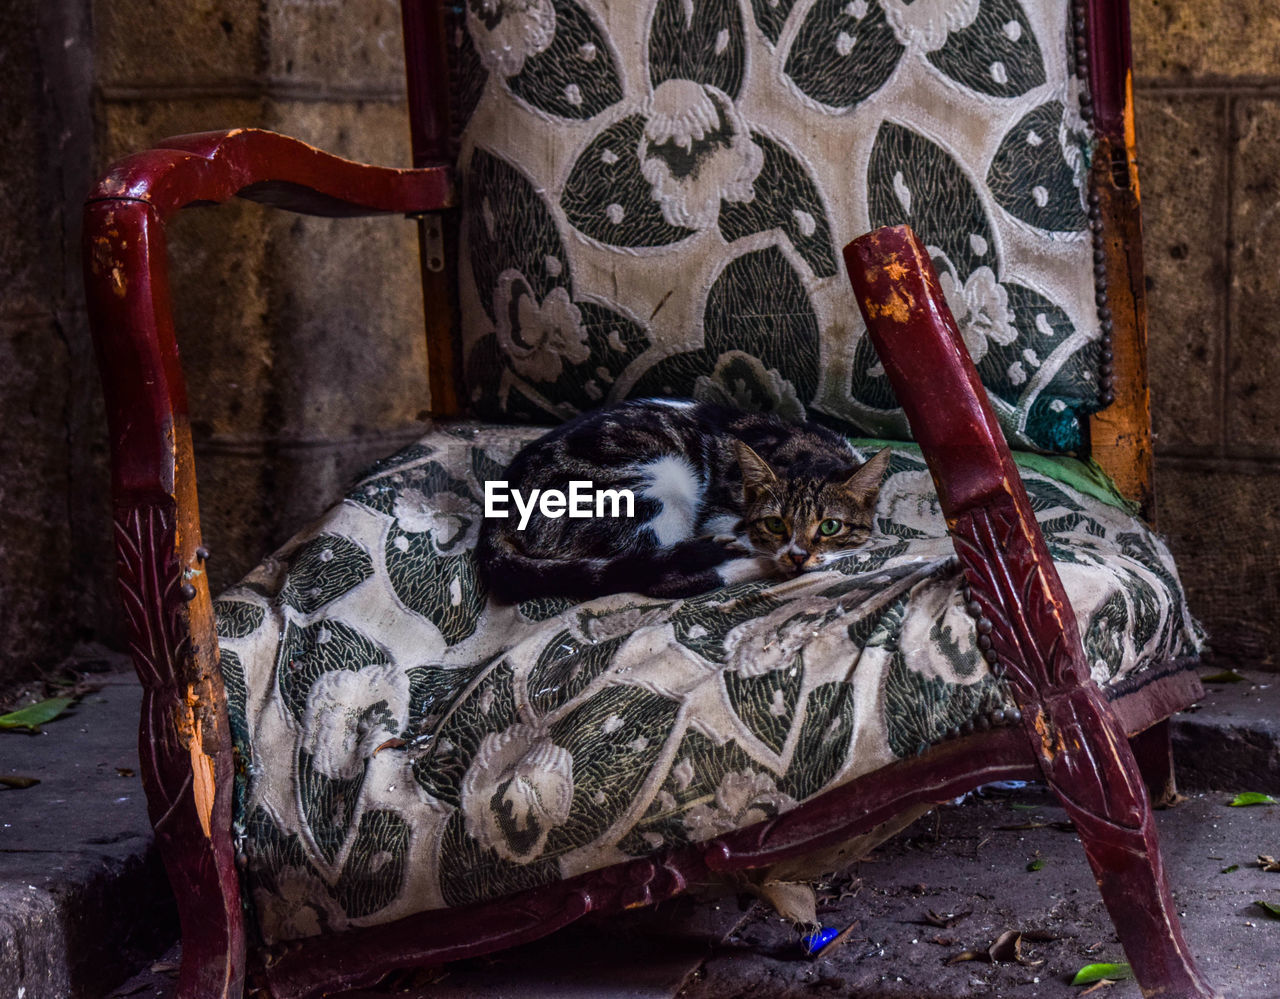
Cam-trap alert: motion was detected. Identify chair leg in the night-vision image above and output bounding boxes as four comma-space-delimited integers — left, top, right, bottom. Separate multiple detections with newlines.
1130, 719, 1179, 808
1040, 689, 1220, 999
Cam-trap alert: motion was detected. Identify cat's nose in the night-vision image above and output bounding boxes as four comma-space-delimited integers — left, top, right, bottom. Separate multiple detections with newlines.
787, 551, 806, 569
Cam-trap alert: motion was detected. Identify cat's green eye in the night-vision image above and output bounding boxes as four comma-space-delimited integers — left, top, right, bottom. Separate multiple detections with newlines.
818, 518, 843, 537
762, 516, 786, 535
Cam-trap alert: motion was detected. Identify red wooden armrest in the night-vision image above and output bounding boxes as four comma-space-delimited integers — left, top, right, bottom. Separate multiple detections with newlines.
88, 127, 453, 220
843, 226, 1217, 999
82, 128, 453, 999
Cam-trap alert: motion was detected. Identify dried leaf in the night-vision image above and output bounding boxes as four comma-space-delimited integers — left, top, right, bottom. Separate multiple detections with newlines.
1228, 792, 1276, 807
987, 929, 1044, 967
1258, 856, 1280, 872
372, 738, 406, 757
0, 776, 39, 789
988, 930, 1022, 963
946, 949, 985, 965
0, 697, 75, 733
1254, 900, 1280, 919
920, 908, 972, 928
929, 935, 959, 946
115, 768, 135, 778
757, 880, 818, 928
1201, 669, 1247, 684
1072, 962, 1133, 985
1080, 980, 1117, 996
996, 821, 1050, 831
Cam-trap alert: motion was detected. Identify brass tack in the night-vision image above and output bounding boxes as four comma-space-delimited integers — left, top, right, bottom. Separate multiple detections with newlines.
180, 583, 197, 601
976, 715, 992, 731
966, 600, 982, 617
961, 720, 974, 736
977, 634, 993, 651
977, 617, 993, 634
990, 709, 1006, 725
1098, 305, 1112, 320
948, 726, 962, 740
196, 546, 211, 561
1006, 707, 1022, 723
982, 647, 999, 664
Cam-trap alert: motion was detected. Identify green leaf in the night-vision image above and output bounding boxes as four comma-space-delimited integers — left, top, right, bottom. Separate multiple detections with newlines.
1011, 803, 1041, 811
1228, 792, 1277, 807
0, 697, 75, 733
1222, 865, 1240, 874
1203, 669, 1248, 684
1072, 963, 1133, 985
1255, 900, 1280, 920
1026, 858, 1046, 872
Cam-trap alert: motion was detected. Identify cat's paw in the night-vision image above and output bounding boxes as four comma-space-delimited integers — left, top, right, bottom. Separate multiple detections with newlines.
710, 534, 751, 555
716, 556, 778, 586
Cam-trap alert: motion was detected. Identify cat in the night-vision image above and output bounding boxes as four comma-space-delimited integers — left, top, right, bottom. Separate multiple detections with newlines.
476, 399, 891, 602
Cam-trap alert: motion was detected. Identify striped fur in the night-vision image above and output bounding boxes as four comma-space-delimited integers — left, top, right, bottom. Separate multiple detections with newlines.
477, 400, 890, 601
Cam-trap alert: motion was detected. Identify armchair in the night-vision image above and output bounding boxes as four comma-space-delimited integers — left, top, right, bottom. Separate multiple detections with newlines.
83, 1, 1217, 997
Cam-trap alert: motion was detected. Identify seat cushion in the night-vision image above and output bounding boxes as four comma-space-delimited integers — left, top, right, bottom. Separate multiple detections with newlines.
216, 423, 1201, 943
448, 0, 1104, 452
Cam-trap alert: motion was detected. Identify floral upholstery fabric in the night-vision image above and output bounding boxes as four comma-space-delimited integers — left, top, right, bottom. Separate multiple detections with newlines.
215, 425, 1201, 943
450, 0, 1101, 452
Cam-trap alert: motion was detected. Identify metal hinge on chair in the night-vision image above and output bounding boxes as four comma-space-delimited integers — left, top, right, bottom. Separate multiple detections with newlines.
410, 211, 446, 272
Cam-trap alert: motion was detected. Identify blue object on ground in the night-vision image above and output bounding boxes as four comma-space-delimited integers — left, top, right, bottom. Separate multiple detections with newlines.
801, 927, 840, 955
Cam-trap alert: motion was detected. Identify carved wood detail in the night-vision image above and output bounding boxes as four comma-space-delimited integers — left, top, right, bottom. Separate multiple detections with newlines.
845, 224, 1219, 999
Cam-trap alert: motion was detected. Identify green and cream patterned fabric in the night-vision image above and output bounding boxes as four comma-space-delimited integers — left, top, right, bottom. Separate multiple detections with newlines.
451, 0, 1101, 452
216, 425, 1200, 943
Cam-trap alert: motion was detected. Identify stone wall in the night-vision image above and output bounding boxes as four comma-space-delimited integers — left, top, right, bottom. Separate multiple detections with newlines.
95, 0, 427, 600
0, 1, 109, 687
1134, 0, 1280, 666
0, 0, 1277, 692
0, 0, 424, 692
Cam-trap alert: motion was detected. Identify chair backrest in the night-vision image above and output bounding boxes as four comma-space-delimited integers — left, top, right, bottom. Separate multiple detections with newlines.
402, 0, 1150, 507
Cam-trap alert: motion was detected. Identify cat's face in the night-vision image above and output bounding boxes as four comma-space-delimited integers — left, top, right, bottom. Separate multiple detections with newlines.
735, 444, 891, 577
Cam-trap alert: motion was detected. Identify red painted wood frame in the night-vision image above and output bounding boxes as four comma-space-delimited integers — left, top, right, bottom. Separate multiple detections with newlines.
80, 1, 1214, 997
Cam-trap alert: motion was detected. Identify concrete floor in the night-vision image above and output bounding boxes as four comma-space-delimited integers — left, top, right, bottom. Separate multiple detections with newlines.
323, 785, 1278, 999
8, 665, 1280, 998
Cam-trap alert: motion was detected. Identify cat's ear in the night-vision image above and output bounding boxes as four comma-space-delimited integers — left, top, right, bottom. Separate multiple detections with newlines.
843, 447, 892, 502
734, 441, 778, 497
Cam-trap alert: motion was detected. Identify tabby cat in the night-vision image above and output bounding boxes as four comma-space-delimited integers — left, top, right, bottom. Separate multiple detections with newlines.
477, 400, 891, 602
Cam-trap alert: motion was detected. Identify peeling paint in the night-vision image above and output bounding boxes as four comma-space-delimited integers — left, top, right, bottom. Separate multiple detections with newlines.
869, 288, 914, 325
182, 685, 216, 839
190, 718, 216, 839
884, 259, 910, 282
1124, 71, 1140, 201
1034, 708, 1057, 761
